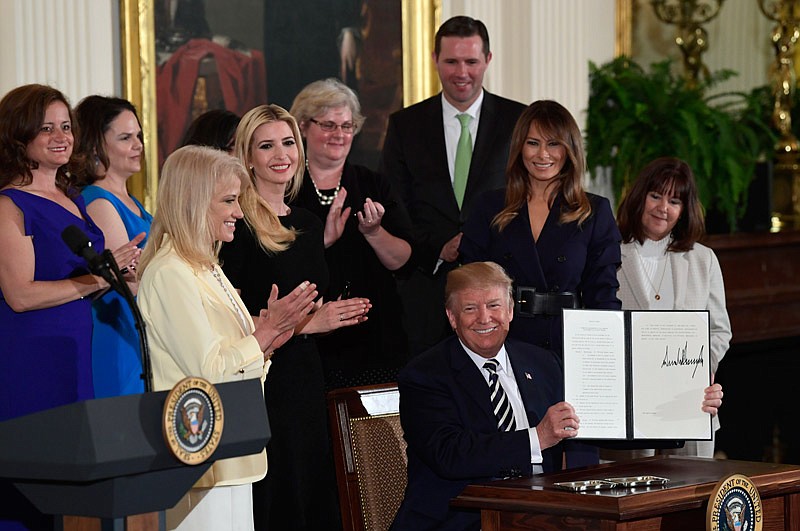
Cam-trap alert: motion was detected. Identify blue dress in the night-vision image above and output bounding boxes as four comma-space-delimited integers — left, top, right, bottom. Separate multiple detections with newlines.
81, 185, 152, 397
0, 189, 105, 531
0, 189, 103, 421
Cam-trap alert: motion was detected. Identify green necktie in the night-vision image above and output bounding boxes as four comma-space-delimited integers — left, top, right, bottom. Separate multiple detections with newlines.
453, 113, 473, 209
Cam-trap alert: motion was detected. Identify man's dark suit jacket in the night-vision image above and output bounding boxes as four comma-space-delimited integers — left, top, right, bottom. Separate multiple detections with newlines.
380, 91, 526, 273
391, 336, 597, 531
379, 91, 526, 354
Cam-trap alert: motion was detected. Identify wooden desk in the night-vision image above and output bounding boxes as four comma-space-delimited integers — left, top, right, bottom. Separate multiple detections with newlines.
452, 456, 800, 530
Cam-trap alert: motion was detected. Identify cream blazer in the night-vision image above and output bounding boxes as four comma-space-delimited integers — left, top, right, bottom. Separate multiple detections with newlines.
139, 241, 269, 488
618, 241, 732, 373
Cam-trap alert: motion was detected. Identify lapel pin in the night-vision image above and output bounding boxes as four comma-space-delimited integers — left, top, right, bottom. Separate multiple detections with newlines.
525, 372, 532, 380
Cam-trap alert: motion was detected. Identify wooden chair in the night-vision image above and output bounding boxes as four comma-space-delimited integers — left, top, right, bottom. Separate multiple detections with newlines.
327, 383, 407, 531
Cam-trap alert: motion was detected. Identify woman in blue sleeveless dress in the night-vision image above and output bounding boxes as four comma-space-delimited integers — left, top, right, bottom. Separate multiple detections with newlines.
76, 96, 151, 397
0, 85, 106, 531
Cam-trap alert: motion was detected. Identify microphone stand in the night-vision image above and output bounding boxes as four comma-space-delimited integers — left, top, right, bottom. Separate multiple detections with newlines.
102, 250, 154, 393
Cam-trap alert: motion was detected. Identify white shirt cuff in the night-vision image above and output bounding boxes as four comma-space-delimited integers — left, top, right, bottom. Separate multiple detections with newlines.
528, 426, 543, 465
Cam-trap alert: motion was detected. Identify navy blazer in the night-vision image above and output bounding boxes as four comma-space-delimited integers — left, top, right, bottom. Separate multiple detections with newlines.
380, 91, 525, 274
392, 337, 592, 531
459, 190, 622, 353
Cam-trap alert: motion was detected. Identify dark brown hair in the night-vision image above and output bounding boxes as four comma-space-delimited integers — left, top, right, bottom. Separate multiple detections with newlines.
616, 157, 705, 252
492, 100, 591, 231
0, 84, 78, 192
434, 16, 490, 57
180, 109, 240, 151
73, 95, 142, 186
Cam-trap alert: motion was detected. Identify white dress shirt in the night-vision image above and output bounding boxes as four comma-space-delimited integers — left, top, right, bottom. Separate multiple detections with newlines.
460, 340, 544, 471
442, 91, 483, 185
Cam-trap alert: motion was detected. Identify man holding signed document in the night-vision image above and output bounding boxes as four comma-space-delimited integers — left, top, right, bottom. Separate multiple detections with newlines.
393, 261, 724, 530
392, 262, 597, 531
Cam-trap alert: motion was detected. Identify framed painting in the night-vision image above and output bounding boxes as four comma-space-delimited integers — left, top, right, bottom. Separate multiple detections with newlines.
121, 0, 441, 208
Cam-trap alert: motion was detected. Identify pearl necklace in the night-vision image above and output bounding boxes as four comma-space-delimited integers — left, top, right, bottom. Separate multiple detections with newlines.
306, 158, 341, 206
211, 265, 249, 331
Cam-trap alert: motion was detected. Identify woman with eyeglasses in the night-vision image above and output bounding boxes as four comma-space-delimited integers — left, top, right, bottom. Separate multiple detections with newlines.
290, 78, 414, 390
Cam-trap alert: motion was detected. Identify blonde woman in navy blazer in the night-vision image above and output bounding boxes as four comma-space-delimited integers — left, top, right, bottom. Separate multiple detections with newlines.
611, 157, 728, 459
460, 100, 622, 356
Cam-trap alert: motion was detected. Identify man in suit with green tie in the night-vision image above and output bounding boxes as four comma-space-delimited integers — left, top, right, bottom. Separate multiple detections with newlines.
380, 16, 525, 356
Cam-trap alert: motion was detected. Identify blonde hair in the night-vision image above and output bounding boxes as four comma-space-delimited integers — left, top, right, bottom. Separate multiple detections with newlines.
290, 78, 366, 134
233, 104, 303, 253
445, 262, 514, 311
138, 145, 247, 274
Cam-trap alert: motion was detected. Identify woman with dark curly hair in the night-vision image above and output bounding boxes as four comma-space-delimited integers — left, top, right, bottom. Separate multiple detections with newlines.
0, 83, 137, 530
460, 100, 622, 356
0, 85, 107, 420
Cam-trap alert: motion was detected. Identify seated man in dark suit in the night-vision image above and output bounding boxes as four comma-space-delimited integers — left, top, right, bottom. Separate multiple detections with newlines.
392, 261, 596, 531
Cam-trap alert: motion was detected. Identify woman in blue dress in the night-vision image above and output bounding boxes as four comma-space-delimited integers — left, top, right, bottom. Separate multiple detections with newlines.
0, 84, 138, 531
76, 96, 150, 397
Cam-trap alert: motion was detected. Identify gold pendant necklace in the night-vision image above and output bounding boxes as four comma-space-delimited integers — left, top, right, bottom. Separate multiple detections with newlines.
634, 245, 667, 301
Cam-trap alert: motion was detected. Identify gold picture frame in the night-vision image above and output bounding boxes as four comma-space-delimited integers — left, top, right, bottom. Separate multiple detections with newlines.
616, 0, 633, 57
120, 0, 440, 209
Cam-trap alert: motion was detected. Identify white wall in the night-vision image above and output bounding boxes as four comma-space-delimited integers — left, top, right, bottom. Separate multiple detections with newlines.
0, 0, 118, 103
442, 0, 617, 129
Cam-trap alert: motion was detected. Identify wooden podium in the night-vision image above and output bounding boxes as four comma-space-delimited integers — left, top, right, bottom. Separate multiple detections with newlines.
452, 456, 800, 530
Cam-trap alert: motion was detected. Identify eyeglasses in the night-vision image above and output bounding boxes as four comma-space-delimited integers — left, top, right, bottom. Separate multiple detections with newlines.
309, 118, 355, 134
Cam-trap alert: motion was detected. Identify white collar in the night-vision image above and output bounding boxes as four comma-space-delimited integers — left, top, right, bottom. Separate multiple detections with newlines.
461, 339, 510, 374
441, 89, 484, 122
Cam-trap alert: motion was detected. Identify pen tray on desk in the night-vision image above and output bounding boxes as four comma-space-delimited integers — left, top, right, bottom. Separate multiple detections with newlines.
603, 475, 669, 487
553, 476, 669, 492
553, 480, 618, 492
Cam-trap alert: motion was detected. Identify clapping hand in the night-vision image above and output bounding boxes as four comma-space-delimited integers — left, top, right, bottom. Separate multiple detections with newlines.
253, 281, 318, 352
113, 232, 145, 281
323, 187, 350, 248
439, 232, 462, 263
303, 296, 371, 334
357, 197, 385, 236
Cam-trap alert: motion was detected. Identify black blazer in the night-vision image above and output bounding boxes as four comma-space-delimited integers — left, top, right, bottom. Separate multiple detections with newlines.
391, 337, 595, 531
460, 190, 622, 353
380, 91, 525, 274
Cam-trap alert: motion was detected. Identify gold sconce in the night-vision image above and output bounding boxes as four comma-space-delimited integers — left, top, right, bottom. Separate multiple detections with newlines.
650, 0, 726, 87
758, 0, 800, 229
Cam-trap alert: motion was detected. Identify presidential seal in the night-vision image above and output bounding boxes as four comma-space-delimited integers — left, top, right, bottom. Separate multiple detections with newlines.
163, 376, 224, 465
707, 473, 762, 531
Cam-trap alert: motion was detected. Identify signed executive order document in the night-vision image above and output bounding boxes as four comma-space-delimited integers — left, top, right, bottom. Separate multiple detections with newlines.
563, 309, 712, 441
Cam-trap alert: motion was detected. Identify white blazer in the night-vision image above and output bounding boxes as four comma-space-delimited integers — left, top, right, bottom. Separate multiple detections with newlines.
618, 241, 732, 373
139, 241, 269, 488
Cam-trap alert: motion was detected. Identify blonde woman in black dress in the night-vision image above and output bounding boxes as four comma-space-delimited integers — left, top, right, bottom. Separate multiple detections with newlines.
220, 104, 369, 530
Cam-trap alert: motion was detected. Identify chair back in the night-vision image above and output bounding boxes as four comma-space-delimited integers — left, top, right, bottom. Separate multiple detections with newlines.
327, 384, 406, 531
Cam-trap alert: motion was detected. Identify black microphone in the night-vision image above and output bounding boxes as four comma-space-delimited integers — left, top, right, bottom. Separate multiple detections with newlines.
61, 224, 154, 392
61, 224, 117, 285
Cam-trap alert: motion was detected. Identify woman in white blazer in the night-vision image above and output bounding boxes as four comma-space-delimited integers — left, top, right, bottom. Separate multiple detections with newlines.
612, 157, 728, 459
137, 146, 318, 531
